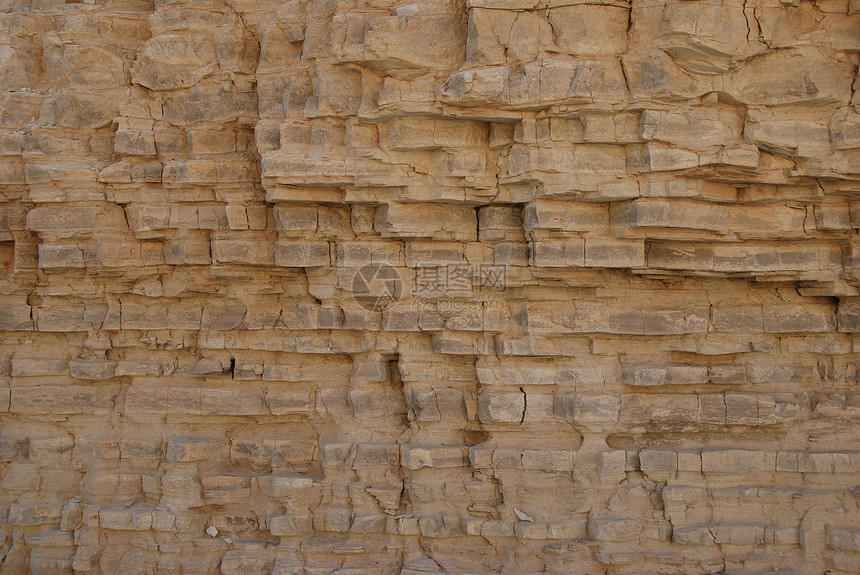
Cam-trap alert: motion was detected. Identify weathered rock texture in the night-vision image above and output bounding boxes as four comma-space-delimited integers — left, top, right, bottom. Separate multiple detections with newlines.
1, 0, 860, 573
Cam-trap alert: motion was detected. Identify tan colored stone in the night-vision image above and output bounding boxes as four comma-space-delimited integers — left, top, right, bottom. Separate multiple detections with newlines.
2, 1, 859, 572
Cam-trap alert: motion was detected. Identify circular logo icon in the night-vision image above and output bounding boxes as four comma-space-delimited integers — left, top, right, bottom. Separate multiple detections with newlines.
351, 263, 403, 311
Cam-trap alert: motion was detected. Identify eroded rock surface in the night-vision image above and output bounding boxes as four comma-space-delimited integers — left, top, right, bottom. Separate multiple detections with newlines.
1, 0, 859, 573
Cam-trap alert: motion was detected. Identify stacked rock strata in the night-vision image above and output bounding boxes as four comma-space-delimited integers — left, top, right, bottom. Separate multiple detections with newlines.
0, 0, 859, 573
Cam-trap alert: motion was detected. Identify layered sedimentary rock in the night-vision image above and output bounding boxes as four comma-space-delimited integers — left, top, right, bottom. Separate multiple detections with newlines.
1, 0, 860, 573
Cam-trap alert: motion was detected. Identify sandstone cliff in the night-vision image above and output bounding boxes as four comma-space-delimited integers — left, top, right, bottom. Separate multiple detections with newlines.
1, 0, 859, 573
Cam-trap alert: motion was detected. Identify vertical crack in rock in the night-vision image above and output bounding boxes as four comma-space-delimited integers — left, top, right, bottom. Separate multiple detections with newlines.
743, 0, 753, 45
519, 386, 527, 424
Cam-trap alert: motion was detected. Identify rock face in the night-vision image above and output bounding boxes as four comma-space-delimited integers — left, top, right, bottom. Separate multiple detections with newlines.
0, 0, 859, 573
